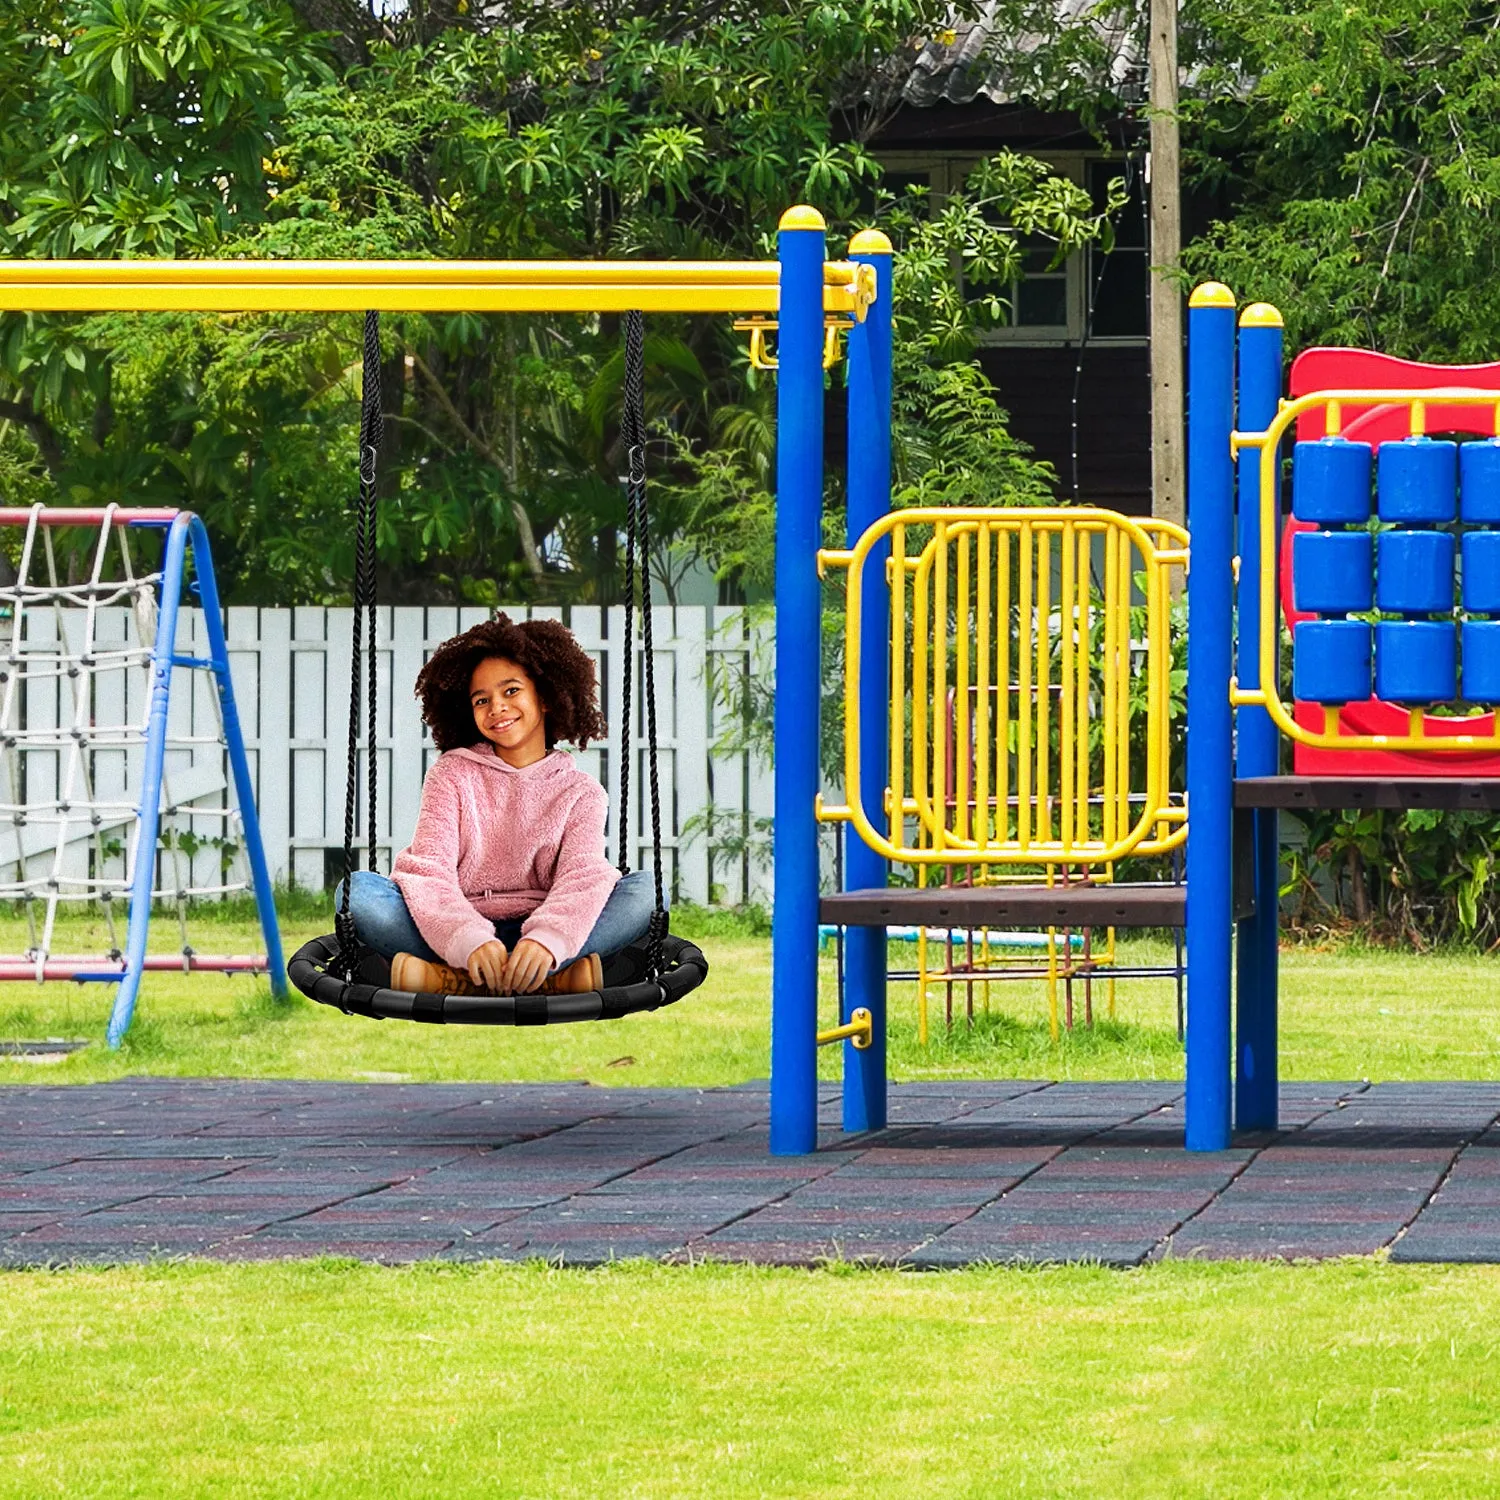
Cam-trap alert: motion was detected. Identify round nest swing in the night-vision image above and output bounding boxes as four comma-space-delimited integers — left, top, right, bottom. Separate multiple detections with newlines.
291, 309, 708, 1024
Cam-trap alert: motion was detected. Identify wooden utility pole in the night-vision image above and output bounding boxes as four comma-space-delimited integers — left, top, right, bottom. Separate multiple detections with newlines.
1148, 0, 1184, 532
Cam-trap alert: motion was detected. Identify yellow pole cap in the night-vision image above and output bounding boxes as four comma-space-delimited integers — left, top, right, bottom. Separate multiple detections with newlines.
778, 205, 826, 232
1239, 301, 1284, 329
848, 229, 893, 255
1189, 281, 1235, 309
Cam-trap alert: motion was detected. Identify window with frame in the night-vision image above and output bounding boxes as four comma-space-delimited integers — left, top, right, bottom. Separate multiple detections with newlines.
872, 151, 1149, 346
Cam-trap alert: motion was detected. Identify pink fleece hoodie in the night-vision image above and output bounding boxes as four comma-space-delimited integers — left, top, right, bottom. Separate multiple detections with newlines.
391, 746, 619, 969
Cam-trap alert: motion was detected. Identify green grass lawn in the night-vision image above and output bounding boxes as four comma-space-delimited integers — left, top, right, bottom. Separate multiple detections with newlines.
4, 1258, 1500, 1499
3, 905, 1499, 1087
9, 908, 1500, 1495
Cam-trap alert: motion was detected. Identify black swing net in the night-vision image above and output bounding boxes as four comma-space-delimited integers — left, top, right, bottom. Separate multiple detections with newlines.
289, 310, 708, 1024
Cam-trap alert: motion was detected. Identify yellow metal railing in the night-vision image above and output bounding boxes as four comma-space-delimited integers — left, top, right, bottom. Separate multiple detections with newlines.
818, 506, 1187, 867
1232, 388, 1500, 751
0, 258, 878, 318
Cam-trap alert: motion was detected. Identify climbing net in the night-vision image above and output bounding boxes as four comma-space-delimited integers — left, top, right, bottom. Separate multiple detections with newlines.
0, 505, 275, 987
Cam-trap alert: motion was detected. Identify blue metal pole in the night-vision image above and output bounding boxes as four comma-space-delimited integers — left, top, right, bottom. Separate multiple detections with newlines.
770, 205, 828, 1155
841, 230, 893, 1135
1234, 305, 1284, 1133
186, 514, 287, 999
1184, 282, 1237, 1151
107, 514, 192, 1047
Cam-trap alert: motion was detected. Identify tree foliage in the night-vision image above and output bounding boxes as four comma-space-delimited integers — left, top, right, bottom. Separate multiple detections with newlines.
1181, 0, 1500, 360
0, 0, 1124, 603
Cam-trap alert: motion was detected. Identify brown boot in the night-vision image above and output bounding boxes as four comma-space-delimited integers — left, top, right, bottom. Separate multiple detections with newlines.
391, 952, 486, 996
539, 953, 603, 995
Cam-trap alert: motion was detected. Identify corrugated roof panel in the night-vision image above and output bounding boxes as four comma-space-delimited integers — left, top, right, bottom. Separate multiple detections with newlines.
902, 1, 1141, 107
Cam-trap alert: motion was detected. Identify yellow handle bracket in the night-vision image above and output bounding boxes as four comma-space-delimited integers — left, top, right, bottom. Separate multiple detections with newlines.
817, 1007, 873, 1050
733, 317, 849, 370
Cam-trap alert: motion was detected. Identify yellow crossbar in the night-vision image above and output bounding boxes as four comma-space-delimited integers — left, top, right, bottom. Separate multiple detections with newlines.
0, 259, 876, 317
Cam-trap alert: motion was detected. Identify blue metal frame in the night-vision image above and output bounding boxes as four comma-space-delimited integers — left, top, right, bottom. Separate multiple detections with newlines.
841, 236, 894, 1135
1184, 287, 1238, 1151
1234, 310, 1284, 1132
106, 511, 286, 1047
769, 209, 829, 1155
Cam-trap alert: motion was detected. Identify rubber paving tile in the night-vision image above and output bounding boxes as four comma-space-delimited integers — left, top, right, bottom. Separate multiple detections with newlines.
4, 1079, 1500, 1265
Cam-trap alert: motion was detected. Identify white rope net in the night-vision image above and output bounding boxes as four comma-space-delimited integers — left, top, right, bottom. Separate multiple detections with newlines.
0, 506, 262, 982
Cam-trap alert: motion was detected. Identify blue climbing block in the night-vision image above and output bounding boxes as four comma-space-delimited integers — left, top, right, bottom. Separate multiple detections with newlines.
1377, 437, 1458, 524
1376, 529, 1455, 615
1461, 621, 1500, 703
1293, 531, 1373, 615
1293, 620, 1372, 704
1460, 439, 1500, 524
1292, 438, 1372, 524
1462, 531, 1500, 614
1375, 620, 1457, 703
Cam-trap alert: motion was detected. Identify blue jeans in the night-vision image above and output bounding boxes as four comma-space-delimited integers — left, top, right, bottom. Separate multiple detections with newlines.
336, 868, 659, 968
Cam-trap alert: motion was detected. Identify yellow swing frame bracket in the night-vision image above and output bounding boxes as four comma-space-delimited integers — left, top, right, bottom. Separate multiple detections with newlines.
817, 1007, 873, 1050
733, 316, 850, 371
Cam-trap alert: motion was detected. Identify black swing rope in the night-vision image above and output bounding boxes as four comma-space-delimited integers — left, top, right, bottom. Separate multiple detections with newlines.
293, 307, 705, 1022
619, 309, 670, 978
332, 309, 383, 979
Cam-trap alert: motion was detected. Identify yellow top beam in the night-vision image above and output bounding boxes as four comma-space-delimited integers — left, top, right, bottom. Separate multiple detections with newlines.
0, 258, 876, 317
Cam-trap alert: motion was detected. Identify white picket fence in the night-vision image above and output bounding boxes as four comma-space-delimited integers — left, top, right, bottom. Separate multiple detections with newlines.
214, 604, 775, 906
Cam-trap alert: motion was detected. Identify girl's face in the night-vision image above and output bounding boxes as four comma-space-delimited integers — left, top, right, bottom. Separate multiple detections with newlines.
469, 656, 547, 766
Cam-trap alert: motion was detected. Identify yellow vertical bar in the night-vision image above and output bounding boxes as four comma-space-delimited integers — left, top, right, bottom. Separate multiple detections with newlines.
1076, 526, 1091, 851
917, 925, 929, 1046
1060, 521, 1075, 855
956, 528, 971, 845
976, 523, 991, 853
1117, 532, 1132, 844
1148, 546, 1168, 840
1106, 927, 1117, 1019
1036, 528, 1052, 846
890, 523, 907, 854
933, 520, 948, 854
1046, 928, 1060, 1041
1017, 521, 1033, 852
913, 542, 929, 839
996, 527, 1011, 847
1101, 525, 1118, 849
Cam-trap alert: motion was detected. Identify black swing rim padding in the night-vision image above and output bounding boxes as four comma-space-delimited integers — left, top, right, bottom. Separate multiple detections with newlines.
288, 931, 708, 1026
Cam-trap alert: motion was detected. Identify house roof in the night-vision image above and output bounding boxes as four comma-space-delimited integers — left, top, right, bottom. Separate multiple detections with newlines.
901, 1, 1142, 108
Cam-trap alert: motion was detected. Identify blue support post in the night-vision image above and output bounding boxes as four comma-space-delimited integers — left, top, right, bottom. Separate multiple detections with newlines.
187, 514, 287, 1001
1234, 305, 1285, 1132
841, 230, 893, 1135
107, 514, 287, 1047
770, 206, 829, 1155
107, 515, 191, 1048
1184, 282, 1238, 1151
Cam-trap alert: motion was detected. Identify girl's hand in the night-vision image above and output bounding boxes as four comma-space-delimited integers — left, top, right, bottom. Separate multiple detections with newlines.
466, 939, 509, 993
501, 938, 555, 994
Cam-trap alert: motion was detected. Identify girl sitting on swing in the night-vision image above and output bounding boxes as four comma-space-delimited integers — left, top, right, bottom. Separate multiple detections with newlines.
341, 616, 656, 996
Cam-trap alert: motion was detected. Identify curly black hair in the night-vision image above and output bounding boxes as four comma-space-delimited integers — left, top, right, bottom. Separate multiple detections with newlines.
414, 615, 608, 753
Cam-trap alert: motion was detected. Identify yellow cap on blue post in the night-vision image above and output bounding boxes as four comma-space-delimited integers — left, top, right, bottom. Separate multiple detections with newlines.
1239, 302, 1284, 328
848, 229, 893, 255
778, 205, 826, 232
1189, 281, 1235, 309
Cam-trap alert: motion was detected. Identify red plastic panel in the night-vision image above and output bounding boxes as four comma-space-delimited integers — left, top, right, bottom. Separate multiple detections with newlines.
1281, 348, 1500, 774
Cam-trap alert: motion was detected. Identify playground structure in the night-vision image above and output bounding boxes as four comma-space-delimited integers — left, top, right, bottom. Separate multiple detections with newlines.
1187, 285, 1500, 1150
767, 226, 1500, 1155
0, 504, 284, 1044
9, 227, 1500, 1146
